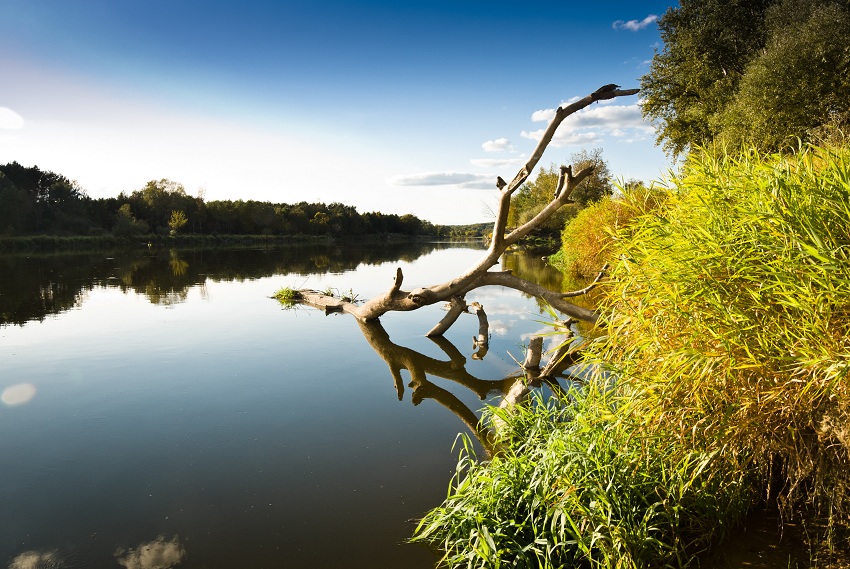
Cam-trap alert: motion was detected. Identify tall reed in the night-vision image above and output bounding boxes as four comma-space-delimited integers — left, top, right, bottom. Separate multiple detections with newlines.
414, 143, 850, 567
413, 388, 754, 568
597, 144, 850, 519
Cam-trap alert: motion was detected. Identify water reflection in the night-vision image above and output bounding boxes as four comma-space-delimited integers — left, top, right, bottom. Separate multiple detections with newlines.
0, 243, 577, 568
501, 251, 601, 313
1, 383, 37, 406
8, 550, 59, 569
357, 318, 579, 456
115, 535, 186, 569
0, 242, 472, 326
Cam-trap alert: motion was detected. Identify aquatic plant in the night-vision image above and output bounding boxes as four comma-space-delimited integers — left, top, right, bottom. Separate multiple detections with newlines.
273, 286, 302, 307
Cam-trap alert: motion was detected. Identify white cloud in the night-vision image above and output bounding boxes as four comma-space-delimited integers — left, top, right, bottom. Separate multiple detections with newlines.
470, 158, 524, 168
388, 171, 496, 190
521, 130, 603, 147
563, 104, 651, 131
531, 109, 556, 123
613, 15, 658, 31
521, 103, 654, 148
0, 107, 24, 129
481, 138, 514, 152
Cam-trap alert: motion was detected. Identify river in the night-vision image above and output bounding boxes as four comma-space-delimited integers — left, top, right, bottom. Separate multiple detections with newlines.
0, 242, 581, 569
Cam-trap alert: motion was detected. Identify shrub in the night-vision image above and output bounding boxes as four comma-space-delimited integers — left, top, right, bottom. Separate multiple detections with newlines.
595, 143, 850, 542
553, 185, 665, 278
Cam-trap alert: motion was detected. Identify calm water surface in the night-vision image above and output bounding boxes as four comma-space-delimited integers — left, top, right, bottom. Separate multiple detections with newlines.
0, 243, 575, 569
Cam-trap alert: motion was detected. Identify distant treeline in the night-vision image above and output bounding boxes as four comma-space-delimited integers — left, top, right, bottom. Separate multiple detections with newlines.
0, 162, 488, 241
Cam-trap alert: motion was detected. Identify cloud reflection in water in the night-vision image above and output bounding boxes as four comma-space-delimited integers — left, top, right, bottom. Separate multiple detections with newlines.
8, 550, 59, 569
1, 383, 37, 406
115, 535, 186, 569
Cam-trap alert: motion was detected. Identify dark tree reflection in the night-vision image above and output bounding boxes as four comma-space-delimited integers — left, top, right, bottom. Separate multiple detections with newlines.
0, 242, 473, 325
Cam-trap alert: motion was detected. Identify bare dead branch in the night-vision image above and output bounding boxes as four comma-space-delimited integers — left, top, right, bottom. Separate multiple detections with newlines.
468, 302, 489, 348
427, 296, 468, 337
562, 263, 610, 298
471, 271, 599, 322
523, 337, 543, 370
297, 86, 637, 330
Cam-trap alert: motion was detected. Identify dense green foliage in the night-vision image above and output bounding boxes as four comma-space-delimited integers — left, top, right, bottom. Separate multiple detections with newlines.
508, 149, 614, 233
414, 390, 753, 568
642, 0, 850, 155
415, 144, 850, 567
0, 162, 458, 240
598, 144, 850, 527
550, 185, 663, 278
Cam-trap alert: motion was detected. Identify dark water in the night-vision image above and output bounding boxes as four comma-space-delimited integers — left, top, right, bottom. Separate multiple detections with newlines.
0, 243, 576, 569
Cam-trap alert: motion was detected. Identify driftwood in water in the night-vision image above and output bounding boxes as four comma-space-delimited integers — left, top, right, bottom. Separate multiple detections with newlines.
297, 85, 637, 334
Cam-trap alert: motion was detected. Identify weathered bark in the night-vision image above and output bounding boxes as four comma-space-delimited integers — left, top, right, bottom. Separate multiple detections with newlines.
298, 86, 637, 332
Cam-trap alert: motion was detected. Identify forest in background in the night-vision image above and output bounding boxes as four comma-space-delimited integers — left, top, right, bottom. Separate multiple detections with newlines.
0, 162, 488, 243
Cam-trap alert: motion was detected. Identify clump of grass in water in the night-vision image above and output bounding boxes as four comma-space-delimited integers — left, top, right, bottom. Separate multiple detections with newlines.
321, 286, 362, 303
273, 286, 302, 307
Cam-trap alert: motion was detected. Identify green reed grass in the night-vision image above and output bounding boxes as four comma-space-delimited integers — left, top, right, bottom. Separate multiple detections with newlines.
414, 143, 850, 567
590, 143, 850, 557
413, 388, 754, 568
273, 286, 301, 307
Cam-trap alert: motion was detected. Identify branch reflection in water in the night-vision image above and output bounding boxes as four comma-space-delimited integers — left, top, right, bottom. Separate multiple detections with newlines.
357, 316, 585, 457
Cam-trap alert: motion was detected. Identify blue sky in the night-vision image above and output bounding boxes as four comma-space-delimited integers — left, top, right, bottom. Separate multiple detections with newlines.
0, 0, 677, 225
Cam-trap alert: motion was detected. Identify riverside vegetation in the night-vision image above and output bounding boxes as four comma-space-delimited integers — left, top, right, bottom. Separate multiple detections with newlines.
412, 143, 850, 567
0, 163, 490, 251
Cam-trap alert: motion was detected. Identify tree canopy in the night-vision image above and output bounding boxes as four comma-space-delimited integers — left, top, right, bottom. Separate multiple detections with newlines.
642, 0, 850, 155
507, 148, 613, 232
0, 162, 459, 240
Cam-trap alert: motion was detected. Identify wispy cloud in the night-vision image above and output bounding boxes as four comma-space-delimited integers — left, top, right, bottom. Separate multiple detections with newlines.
521, 103, 654, 148
470, 158, 524, 168
481, 138, 515, 152
388, 171, 495, 190
613, 15, 658, 31
0, 107, 24, 129
521, 130, 604, 147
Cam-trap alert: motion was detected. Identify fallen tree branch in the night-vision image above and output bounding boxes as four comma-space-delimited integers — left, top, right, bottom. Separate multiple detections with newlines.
297, 86, 638, 331
562, 263, 609, 298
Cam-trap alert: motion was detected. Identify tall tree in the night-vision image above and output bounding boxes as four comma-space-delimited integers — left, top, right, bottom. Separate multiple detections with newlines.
642, 0, 850, 155
508, 148, 613, 231
718, 0, 850, 149
641, 0, 775, 155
